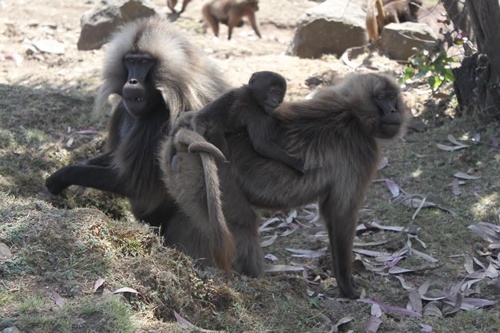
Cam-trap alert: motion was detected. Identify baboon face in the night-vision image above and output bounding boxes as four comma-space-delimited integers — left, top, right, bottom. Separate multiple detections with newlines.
248, 71, 287, 113
358, 75, 406, 139
122, 52, 163, 117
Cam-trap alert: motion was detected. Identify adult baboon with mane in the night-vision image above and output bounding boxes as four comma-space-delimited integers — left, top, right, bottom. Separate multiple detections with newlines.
45, 17, 233, 269
161, 72, 410, 298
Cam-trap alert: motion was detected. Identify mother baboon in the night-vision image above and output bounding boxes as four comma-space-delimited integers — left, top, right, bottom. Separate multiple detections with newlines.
161, 73, 410, 298
45, 17, 233, 266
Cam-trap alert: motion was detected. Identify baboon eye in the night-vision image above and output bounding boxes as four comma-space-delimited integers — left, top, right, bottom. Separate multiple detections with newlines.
377, 94, 385, 99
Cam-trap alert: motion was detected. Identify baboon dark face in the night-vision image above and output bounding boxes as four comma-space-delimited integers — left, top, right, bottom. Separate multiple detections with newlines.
248, 71, 287, 113
122, 53, 163, 117
374, 89, 402, 138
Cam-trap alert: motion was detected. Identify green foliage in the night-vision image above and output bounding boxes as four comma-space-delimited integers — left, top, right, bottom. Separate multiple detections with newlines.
402, 48, 456, 94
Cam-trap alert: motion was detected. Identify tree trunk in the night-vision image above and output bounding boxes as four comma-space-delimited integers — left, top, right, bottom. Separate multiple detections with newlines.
449, 0, 500, 121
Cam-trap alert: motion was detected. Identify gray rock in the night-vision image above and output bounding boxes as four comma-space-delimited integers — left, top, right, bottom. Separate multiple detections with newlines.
77, 0, 159, 51
379, 22, 438, 61
286, 0, 367, 59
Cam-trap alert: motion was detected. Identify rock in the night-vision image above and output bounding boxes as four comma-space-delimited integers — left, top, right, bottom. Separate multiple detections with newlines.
77, 0, 159, 51
0, 242, 11, 259
3, 327, 22, 333
286, 0, 367, 59
379, 22, 438, 61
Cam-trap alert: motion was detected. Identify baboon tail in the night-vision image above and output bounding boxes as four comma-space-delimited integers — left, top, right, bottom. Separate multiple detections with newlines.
174, 128, 235, 271
199, 152, 235, 272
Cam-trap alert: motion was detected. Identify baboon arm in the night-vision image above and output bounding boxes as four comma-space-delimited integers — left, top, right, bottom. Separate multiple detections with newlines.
252, 140, 305, 173
84, 152, 113, 167
45, 164, 131, 197
246, 120, 305, 173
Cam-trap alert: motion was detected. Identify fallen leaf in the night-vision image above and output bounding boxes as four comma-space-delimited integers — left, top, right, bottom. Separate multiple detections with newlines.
93, 278, 105, 293
286, 247, 327, 258
468, 223, 500, 243
423, 302, 442, 317
450, 178, 462, 196
365, 316, 383, 333
442, 293, 463, 316
333, 316, 353, 332
114, 287, 139, 296
436, 143, 468, 151
50, 289, 65, 309
447, 134, 467, 147
408, 289, 422, 314
264, 254, 278, 261
371, 303, 382, 317
410, 248, 439, 263
358, 299, 422, 317
373, 178, 400, 197
260, 234, 278, 248
453, 171, 481, 180
264, 264, 304, 272
394, 276, 413, 290
418, 280, 431, 296
420, 323, 433, 332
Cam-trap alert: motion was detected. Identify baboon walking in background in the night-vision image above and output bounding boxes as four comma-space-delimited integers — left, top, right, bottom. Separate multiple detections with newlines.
366, 0, 422, 42
167, 0, 192, 15
202, 0, 262, 40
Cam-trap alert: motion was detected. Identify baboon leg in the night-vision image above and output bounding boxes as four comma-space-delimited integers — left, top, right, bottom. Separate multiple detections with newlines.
221, 165, 264, 276
247, 13, 262, 38
320, 194, 360, 299
209, 14, 220, 37
179, 0, 190, 14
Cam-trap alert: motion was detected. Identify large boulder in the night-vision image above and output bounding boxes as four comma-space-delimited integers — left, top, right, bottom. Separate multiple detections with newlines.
77, 0, 159, 51
286, 0, 367, 59
379, 22, 438, 61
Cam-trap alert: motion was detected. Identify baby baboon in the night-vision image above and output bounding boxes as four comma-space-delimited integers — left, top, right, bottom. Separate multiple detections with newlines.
202, 0, 262, 40
190, 71, 305, 173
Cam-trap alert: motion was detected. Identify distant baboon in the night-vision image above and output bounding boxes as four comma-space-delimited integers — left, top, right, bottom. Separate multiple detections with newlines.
161, 73, 410, 297
45, 18, 232, 267
190, 71, 305, 173
167, 0, 192, 15
366, 0, 422, 42
202, 0, 262, 40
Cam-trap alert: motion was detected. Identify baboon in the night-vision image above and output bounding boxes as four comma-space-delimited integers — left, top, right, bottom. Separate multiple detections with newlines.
167, 0, 192, 15
202, 0, 262, 40
45, 18, 232, 266
366, 0, 422, 42
190, 70, 305, 173
161, 73, 410, 297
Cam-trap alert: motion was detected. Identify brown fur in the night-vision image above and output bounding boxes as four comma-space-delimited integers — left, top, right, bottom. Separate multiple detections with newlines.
167, 0, 192, 14
366, 0, 422, 43
202, 0, 262, 40
160, 125, 235, 271
190, 71, 305, 173
160, 73, 410, 298
46, 18, 229, 232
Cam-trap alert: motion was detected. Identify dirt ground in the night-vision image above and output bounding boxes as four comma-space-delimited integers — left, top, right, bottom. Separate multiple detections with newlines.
1, 0, 499, 332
